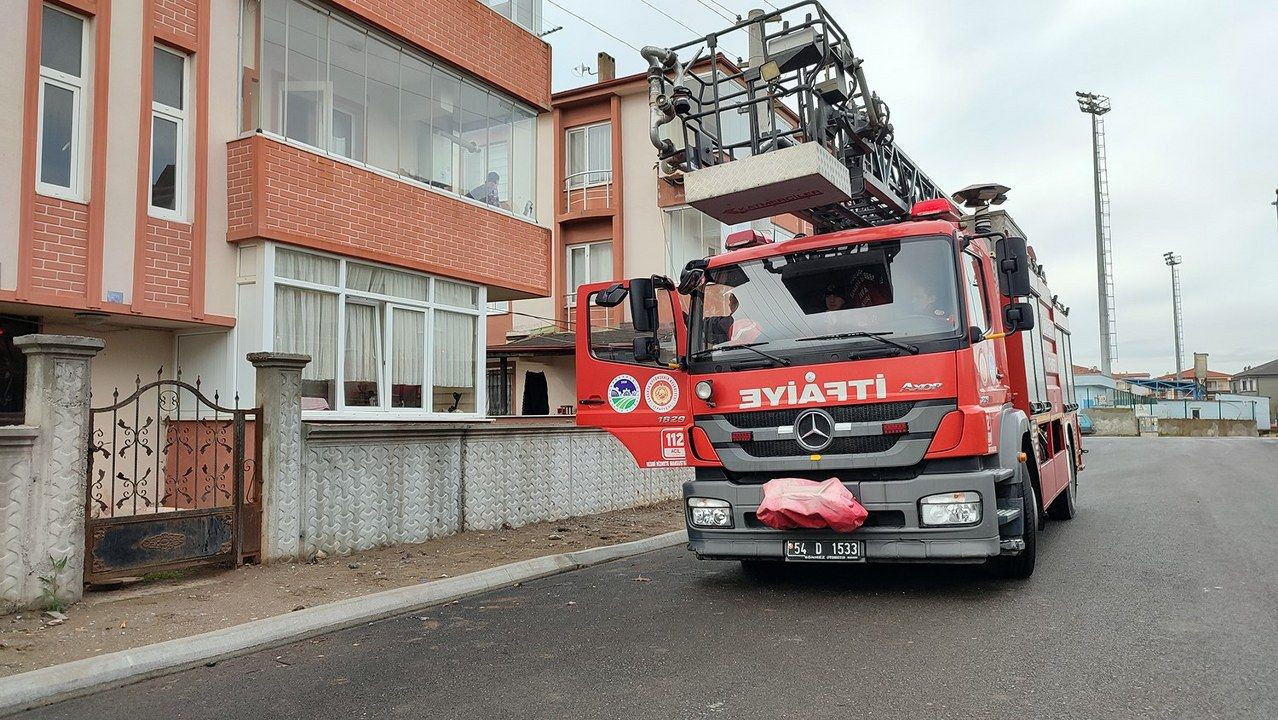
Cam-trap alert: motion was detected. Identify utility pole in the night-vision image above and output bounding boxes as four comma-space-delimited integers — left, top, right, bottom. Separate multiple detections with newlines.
1272, 188, 1277, 231
1077, 92, 1118, 376
1164, 252, 1184, 399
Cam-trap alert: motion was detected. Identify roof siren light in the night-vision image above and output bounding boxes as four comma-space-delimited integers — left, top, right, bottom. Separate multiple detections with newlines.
724, 228, 773, 250
909, 197, 962, 222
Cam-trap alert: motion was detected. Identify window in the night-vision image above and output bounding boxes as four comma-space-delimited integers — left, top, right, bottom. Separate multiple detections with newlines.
478, 0, 543, 34
37, 4, 88, 199
486, 301, 509, 315
961, 253, 990, 332
269, 245, 483, 415
150, 46, 188, 218
245, 0, 539, 220
566, 241, 612, 308
565, 122, 611, 188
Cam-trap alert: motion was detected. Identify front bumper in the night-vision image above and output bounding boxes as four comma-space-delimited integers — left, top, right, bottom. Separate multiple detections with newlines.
684, 468, 1010, 563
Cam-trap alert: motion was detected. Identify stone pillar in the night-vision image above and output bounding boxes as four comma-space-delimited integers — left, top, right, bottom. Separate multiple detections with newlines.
0, 428, 39, 608
12, 335, 105, 607
248, 352, 309, 562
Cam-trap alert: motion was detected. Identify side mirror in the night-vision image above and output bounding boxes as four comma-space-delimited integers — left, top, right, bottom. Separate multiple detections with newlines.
632, 336, 660, 363
995, 236, 1033, 298
1003, 302, 1035, 334
629, 277, 659, 333
594, 283, 628, 308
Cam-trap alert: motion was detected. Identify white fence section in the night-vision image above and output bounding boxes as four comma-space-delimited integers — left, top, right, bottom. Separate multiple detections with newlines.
298, 423, 689, 556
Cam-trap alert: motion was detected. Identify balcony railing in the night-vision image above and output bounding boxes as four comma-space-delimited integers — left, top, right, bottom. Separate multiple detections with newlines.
563, 171, 614, 214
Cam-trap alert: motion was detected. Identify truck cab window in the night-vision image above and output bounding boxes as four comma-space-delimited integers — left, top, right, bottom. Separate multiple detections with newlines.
961, 252, 990, 333
586, 288, 678, 366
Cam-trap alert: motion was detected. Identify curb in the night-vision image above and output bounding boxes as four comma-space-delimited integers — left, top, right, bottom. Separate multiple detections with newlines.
0, 530, 688, 716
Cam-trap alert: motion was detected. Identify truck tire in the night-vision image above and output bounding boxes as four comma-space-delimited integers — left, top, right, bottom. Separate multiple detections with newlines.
992, 473, 1038, 580
1047, 436, 1079, 520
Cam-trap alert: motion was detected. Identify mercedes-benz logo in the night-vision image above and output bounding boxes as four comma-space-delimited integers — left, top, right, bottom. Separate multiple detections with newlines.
793, 409, 835, 452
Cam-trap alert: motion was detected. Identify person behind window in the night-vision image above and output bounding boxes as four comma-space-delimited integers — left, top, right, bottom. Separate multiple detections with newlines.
846, 267, 890, 309
823, 284, 848, 313
705, 291, 762, 346
468, 171, 501, 206
901, 284, 957, 330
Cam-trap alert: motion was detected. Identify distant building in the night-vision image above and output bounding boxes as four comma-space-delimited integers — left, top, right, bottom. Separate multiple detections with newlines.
1155, 368, 1233, 398
1231, 358, 1278, 425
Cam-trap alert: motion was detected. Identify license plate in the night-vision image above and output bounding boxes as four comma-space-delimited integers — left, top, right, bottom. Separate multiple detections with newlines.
783, 539, 864, 562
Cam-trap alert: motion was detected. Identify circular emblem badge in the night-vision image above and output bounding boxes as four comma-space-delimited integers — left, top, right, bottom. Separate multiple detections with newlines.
793, 408, 835, 452
607, 374, 640, 413
644, 373, 680, 413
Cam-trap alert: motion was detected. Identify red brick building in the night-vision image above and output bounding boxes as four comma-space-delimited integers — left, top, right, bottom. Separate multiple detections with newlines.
0, 0, 551, 419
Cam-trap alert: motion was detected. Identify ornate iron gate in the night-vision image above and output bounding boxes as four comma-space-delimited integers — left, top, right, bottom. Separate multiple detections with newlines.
84, 373, 261, 584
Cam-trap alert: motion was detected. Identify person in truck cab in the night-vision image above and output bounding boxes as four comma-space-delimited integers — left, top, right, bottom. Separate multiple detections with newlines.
704, 291, 763, 346
902, 284, 957, 329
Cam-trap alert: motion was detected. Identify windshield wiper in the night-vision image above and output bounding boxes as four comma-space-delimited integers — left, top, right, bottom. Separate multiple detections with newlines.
690, 341, 791, 366
795, 331, 920, 355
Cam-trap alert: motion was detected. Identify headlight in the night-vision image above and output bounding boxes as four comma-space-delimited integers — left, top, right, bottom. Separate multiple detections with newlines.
694, 380, 714, 401
919, 491, 982, 527
687, 497, 732, 528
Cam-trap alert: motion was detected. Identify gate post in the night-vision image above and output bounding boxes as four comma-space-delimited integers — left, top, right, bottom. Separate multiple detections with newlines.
11, 335, 105, 607
247, 352, 309, 562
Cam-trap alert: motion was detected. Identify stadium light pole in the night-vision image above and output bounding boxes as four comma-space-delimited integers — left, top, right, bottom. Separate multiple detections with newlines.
1077, 91, 1117, 376
1163, 252, 1184, 400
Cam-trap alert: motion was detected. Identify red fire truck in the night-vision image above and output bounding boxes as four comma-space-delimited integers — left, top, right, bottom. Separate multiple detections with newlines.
574, 2, 1082, 578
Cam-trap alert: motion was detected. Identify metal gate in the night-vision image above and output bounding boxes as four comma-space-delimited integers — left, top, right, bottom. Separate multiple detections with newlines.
84, 372, 261, 584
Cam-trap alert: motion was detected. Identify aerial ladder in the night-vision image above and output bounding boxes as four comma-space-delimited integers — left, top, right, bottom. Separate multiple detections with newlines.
641, 1, 946, 234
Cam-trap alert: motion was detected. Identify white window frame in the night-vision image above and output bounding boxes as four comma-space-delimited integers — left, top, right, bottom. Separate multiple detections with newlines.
264, 243, 487, 420
486, 301, 510, 315
149, 45, 190, 221
565, 241, 611, 308
35, 4, 89, 201
565, 121, 611, 189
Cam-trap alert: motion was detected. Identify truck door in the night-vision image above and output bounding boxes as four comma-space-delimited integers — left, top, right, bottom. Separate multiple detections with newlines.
575, 278, 692, 468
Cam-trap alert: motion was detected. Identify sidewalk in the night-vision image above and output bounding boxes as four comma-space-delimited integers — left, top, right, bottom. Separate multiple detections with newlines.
0, 500, 682, 677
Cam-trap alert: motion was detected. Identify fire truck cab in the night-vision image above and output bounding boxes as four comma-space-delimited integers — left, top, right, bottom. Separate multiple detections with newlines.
574, 200, 1082, 578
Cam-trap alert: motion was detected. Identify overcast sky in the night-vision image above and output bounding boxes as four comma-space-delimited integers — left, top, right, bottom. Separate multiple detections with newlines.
542, 0, 1278, 376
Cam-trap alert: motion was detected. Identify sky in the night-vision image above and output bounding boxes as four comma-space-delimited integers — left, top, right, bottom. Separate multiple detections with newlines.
540, 0, 1278, 376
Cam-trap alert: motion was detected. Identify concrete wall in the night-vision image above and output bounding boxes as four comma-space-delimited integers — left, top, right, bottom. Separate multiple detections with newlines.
1083, 408, 1139, 436
293, 422, 689, 557
1151, 397, 1270, 432
1157, 419, 1257, 438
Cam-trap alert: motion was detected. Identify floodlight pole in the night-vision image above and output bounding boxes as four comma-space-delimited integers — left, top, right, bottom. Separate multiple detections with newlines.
1164, 252, 1184, 400
1077, 91, 1116, 377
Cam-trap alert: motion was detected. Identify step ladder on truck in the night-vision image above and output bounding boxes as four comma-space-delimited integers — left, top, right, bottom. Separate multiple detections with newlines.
573, 1, 1083, 578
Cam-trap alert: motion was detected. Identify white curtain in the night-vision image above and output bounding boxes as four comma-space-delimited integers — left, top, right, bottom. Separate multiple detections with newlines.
392, 308, 424, 385
435, 280, 477, 308
346, 263, 428, 301
433, 310, 475, 388
344, 303, 380, 382
586, 123, 611, 184
276, 247, 338, 285
274, 286, 337, 380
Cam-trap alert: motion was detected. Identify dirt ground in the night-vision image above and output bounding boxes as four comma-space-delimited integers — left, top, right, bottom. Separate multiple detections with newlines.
0, 500, 683, 677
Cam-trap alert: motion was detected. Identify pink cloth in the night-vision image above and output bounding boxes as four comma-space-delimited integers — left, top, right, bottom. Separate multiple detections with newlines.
755, 477, 868, 533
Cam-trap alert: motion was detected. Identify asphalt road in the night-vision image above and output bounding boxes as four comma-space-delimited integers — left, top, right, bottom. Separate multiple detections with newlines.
18, 437, 1278, 719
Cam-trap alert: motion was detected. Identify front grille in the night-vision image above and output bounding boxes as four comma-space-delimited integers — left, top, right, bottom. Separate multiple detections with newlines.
721, 401, 916, 429
738, 434, 898, 458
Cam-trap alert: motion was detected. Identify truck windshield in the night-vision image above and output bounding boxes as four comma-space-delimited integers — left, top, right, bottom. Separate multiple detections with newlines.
689, 235, 963, 363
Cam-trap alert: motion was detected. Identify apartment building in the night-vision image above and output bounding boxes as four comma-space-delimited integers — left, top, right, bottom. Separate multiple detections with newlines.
1, 0, 552, 420
487, 55, 807, 416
